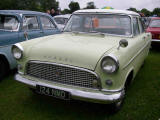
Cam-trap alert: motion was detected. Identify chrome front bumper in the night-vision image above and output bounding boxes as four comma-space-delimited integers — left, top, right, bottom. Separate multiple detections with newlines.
14, 74, 124, 104
152, 39, 160, 42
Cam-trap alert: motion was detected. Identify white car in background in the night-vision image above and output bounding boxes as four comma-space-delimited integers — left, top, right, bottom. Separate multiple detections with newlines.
54, 14, 71, 30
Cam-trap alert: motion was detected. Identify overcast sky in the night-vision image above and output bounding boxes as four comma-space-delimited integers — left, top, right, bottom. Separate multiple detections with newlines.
57, 0, 160, 11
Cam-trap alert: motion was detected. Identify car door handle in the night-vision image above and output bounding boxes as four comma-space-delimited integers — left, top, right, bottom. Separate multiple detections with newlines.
24, 32, 28, 40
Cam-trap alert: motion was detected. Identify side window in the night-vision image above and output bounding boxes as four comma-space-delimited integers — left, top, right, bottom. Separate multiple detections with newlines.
133, 17, 140, 36
23, 16, 39, 31
65, 15, 81, 31
0, 15, 19, 31
54, 18, 67, 25
40, 16, 56, 29
84, 17, 92, 29
139, 18, 145, 33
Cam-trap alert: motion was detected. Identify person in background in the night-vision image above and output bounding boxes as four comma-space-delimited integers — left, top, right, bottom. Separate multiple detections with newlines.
46, 10, 50, 15
50, 8, 57, 17
56, 8, 61, 15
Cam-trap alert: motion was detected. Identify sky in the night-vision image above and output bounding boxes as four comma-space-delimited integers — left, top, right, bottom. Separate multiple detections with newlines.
57, 0, 160, 11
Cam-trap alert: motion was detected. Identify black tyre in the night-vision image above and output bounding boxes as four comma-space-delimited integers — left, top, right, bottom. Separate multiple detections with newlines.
109, 99, 124, 113
0, 58, 9, 80
141, 60, 145, 68
109, 90, 125, 113
29, 88, 38, 94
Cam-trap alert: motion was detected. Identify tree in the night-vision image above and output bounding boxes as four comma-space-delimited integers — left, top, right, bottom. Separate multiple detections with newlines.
127, 7, 138, 13
141, 8, 151, 17
40, 0, 59, 12
84, 2, 96, 9
0, 0, 18, 10
16, 0, 41, 11
0, 0, 59, 12
69, 1, 80, 13
152, 8, 160, 17
61, 9, 71, 14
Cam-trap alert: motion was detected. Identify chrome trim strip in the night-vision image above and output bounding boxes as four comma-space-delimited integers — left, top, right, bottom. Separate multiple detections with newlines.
102, 88, 124, 92
74, 12, 139, 17
108, 54, 119, 65
152, 39, 160, 42
14, 74, 124, 103
15, 74, 36, 86
122, 41, 151, 69
100, 54, 119, 73
0, 44, 10, 48
13, 43, 24, 51
130, 15, 134, 36
26, 60, 102, 89
18, 71, 24, 75
64, 31, 133, 38
11, 43, 24, 60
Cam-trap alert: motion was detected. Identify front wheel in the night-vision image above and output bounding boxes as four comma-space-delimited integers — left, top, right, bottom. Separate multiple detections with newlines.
29, 88, 37, 94
109, 90, 125, 113
0, 59, 9, 80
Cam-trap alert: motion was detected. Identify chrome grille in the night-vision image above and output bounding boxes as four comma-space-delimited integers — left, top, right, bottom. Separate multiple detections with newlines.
26, 61, 100, 89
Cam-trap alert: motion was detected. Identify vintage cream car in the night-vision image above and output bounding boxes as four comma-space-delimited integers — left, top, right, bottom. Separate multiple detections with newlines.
13, 9, 151, 111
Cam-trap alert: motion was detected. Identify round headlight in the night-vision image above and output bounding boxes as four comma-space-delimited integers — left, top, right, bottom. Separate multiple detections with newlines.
101, 55, 119, 74
12, 44, 23, 60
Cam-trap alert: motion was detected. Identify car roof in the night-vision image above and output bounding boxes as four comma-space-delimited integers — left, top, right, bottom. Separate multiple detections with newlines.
54, 14, 71, 19
74, 9, 140, 16
0, 10, 47, 16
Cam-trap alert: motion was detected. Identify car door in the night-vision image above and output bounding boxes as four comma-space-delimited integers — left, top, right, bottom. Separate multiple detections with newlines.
138, 17, 151, 57
39, 16, 60, 36
19, 15, 43, 41
129, 17, 149, 71
129, 17, 144, 48
133, 17, 146, 46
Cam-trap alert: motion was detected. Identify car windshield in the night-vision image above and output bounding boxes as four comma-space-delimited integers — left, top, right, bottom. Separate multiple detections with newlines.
0, 15, 19, 31
149, 19, 160, 27
64, 14, 132, 36
54, 18, 68, 25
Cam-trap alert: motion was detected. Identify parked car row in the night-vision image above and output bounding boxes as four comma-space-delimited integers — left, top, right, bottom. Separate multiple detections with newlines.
53, 14, 71, 31
146, 17, 160, 42
0, 10, 61, 79
10, 9, 152, 112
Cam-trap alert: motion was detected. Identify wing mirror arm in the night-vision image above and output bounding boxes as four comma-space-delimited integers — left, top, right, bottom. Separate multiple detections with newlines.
117, 39, 128, 50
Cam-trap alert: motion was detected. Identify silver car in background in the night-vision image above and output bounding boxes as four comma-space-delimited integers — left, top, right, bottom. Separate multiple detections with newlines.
54, 14, 71, 30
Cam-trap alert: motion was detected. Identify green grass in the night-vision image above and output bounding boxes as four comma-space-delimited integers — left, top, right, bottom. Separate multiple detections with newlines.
0, 49, 160, 120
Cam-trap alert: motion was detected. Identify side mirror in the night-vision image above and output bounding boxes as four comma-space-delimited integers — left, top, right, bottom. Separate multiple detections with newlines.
118, 39, 128, 50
